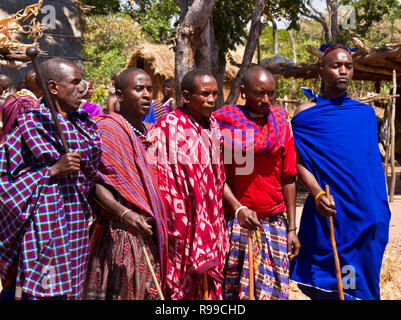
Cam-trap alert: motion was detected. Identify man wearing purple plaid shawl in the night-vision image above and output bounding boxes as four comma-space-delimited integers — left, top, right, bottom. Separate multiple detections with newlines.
0, 58, 102, 300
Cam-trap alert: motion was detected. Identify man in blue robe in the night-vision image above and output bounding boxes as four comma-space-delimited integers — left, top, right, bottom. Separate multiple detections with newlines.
291, 44, 390, 300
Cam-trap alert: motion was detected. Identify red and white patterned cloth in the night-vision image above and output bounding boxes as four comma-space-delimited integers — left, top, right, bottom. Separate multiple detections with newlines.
153, 107, 228, 300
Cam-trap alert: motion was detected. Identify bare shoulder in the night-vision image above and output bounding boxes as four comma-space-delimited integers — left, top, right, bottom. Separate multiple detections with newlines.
293, 102, 316, 117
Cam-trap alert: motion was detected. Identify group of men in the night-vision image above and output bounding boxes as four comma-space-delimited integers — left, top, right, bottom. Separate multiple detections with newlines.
0, 44, 390, 300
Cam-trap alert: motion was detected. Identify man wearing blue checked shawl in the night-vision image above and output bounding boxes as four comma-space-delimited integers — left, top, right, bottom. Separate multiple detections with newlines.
0, 59, 102, 300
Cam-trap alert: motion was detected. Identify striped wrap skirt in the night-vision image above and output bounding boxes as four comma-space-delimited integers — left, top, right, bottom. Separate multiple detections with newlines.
223, 212, 289, 300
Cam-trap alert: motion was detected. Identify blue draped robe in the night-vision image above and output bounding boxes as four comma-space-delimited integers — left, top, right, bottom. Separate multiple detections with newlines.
290, 93, 390, 300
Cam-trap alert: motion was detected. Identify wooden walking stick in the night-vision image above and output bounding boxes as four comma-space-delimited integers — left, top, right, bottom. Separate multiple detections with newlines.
203, 273, 209, 300
26, 46, 70, 153
138, 236, 165, 300
248, 230, 255, 300
325, 185, 345, 300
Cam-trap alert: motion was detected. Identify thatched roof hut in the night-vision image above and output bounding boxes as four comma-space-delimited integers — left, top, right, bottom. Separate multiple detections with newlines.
126, 43, 247, 101
262, 37, 401, 83
0, 0, 84, 84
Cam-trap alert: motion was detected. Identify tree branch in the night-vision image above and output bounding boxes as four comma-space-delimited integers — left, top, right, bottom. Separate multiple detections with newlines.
224, 0, 266, 105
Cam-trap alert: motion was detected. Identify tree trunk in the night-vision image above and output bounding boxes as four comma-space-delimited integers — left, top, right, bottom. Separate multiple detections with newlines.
174, 0, 217, 105
224, 0, 266, 105
390, 69, 397, 202
272, 19, 279, 56
300, 1, 332, 44
328, 0, 338, 45
289, 30, 297, 64
216, 61, 226, 108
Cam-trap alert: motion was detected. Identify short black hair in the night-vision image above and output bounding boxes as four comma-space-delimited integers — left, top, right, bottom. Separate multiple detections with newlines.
162, 78, 175, 88
181, 68, 214, 94
40, 58, 79, 83
115, 67, 148, 91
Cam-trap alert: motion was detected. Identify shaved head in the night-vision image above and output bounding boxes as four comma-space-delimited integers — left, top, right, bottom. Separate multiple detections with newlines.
24, 69, 42, 98
242, 65, 274, 88
40, 58, 80, 84
0, 74, 13, 95
321, 48, 352, 67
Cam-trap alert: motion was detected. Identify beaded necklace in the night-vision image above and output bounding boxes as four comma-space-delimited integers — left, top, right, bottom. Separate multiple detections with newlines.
121, 116, 151, 142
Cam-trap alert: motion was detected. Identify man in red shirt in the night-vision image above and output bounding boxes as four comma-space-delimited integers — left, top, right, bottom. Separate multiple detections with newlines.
214, 65, 301, 300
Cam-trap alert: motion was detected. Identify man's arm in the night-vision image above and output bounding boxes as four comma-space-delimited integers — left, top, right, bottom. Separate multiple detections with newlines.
169, 99, 177, 111
293, 102, 316, 117
223, 182, 262, 230
296, 155, 336, 217
282, 175, 301, 260
91, 183, 153, 236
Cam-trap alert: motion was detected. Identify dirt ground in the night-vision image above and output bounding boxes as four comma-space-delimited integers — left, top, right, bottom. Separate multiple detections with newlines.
290, 166, 401, 300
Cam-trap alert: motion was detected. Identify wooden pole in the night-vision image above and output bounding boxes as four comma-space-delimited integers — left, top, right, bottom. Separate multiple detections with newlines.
390, 70, 397, 202
138, 236, 164, 300
25, 47, 70, 153
248, 230, 255, 300
384, 100, 391, 192
203, 273, 209, 300
325, 185, 345, 300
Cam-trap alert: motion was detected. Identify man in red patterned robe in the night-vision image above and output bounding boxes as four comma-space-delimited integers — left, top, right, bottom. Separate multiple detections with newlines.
153, 69, 231, 299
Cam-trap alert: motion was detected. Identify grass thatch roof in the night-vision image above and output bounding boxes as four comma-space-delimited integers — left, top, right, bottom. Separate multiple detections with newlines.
127, 43, 175, 80
126, 43, 247, 100
262, 37, 401, 82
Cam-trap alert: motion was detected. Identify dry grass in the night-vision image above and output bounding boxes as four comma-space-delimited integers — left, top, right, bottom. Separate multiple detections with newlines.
289, 244, 401, 300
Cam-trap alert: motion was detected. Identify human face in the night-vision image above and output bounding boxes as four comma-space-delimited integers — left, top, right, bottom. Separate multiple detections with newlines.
183, 75, 218, 123
242, 71, 276, 115
117, 71, 152, 119
51, 63, 84, 113
320, 49, 353, 98
86, 82, 93, 100
162, 81, 174, 99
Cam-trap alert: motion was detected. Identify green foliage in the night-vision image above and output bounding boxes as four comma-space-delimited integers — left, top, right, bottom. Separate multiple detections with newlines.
258, 18, 393, 108
213, 0, 254, 67
80, 0, 121, 15
340, 0, 401, 44
81, 14, 145, 107
213, 0, 304, 74
121, 0, 179, 43
82, 0, 179, 44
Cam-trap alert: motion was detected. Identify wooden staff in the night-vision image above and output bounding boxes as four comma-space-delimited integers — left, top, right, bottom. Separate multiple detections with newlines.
26, 46, 70, 153
90, 186, 165, 300
248, 230, 255, 300
138, 236, 165, 300
325, 185, 345, 300
203, 273, 209, 300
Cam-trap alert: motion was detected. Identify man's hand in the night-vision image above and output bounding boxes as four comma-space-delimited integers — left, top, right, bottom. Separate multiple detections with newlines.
287, 230, 301, 261
122, 210, 153, 237
315, 192, 336, 217
50, 149, 81, 177
237, 208, 263, 231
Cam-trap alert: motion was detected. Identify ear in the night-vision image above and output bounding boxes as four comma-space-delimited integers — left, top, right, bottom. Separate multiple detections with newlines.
47, 80, 58, 96
318, 65, 324, 81
115, 89, 124, 102
240, 84, 246, 99
182, 90, 191, 104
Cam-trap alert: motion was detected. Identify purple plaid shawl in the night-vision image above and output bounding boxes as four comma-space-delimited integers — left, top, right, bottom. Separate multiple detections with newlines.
0, 103, 102, 299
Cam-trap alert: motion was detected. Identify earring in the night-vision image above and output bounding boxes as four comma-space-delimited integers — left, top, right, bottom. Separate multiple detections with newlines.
241, 92, 245, 99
